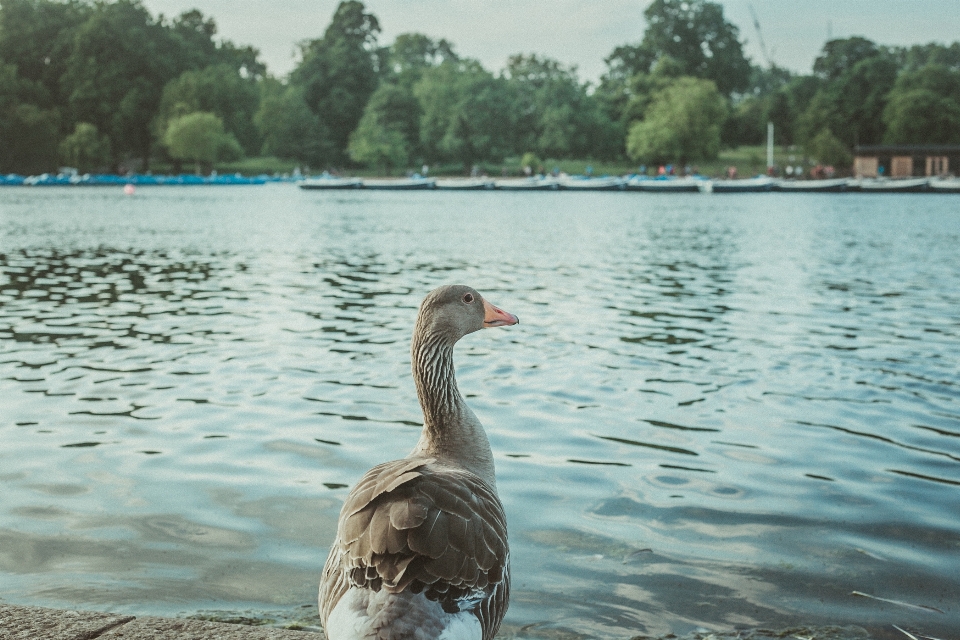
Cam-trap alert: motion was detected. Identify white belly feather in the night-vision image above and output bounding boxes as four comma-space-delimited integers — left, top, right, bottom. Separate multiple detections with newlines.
326, 587, 482, 640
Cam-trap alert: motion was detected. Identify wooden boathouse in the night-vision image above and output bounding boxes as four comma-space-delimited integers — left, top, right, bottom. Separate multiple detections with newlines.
854, 145, 960, 178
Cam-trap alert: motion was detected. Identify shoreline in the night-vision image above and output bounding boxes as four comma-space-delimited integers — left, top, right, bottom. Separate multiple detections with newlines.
0, 603, 887, 640
0, 603, 318, 639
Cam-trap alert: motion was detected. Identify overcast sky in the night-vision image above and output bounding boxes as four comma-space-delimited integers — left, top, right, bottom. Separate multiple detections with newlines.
141, 0, 960, 82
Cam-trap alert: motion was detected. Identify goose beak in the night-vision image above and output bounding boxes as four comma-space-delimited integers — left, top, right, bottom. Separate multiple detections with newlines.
483, 299, 519, 328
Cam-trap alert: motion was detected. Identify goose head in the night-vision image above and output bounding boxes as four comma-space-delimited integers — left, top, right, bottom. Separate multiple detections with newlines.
414, 285, 518, 345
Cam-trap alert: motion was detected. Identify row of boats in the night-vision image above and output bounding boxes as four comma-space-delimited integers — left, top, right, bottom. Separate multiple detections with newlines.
5, 172, 959, 193
0, 173, 280, 186
300, 175, 960, 193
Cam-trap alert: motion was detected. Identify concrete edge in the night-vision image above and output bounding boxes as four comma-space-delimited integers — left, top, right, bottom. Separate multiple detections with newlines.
0, 604, 321, 639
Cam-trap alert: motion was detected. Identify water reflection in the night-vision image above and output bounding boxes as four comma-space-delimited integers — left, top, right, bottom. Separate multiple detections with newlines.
1, 189, 959, 636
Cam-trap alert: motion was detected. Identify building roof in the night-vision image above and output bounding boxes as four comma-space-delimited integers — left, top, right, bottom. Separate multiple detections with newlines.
855, 144, 960, 155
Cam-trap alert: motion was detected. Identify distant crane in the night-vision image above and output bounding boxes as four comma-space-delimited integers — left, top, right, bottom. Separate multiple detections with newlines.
748, 3, 776, 170
748, 3, 773, 68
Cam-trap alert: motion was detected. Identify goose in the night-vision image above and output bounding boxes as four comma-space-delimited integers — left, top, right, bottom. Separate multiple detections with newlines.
319, 284, 519, 640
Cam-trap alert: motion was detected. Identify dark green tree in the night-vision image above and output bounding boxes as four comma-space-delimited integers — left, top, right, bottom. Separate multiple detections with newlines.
349, 82, 421, 167
154, 63, 260, 155
290, 1, 381, 162
415, 60, 515, 170
798, 40, 899, 147
813, 37, 883, 81
0, 61, 59, 173
254, 80, 332, 167
388, 33, 457, 86
0, 0, 91, 107
883, 64, 960, 144
167, 10, 265, 79
60, 0, 180, 168
899, 42, 960, 73
505, 54, 619, 159
606, 0, 751, 97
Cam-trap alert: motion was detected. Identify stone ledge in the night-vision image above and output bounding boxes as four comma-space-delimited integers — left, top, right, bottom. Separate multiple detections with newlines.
0, 604, 320, 639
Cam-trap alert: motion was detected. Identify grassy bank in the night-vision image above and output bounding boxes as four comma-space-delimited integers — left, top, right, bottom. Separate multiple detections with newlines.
187, 146, 814, 179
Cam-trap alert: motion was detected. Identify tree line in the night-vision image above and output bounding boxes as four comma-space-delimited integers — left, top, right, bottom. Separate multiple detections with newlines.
2, 0, 959, 175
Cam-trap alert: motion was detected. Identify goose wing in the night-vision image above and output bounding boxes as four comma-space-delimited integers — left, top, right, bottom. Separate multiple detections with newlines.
320, 457, 509, 639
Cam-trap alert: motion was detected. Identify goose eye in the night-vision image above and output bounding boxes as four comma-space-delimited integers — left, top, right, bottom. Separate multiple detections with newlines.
462, 293, 475, 304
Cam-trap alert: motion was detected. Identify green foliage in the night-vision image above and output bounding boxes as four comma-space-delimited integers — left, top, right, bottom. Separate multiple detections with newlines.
59, 122, 111, 172
60, 0, 181, 166
415, 60, 515, 169
3, 0, 960, 176
606, 0, 751, 97
797, 41, 900, 147
348, 115, 409, 172
291, 1, 381, 162
519, 152, 541, 171
505, 54, 620, 160
163, 111, 241, 172
348, 82, 420, 169
805, 128, 852, 167
813, 37, 883, 81
254, 81, 332, 166
626, 77, 727, 164
0, 0, 91, 105
721, 95, 767, 146
388, 33, 457, 86
883, 64, 960, 144
0, 61, 60, 173
155, 64, 261, 155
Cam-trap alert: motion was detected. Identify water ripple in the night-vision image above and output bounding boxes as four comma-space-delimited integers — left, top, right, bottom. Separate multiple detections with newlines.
1, 188, 959, 636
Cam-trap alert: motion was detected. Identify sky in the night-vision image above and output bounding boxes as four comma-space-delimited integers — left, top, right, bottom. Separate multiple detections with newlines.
141, 0, 960, 83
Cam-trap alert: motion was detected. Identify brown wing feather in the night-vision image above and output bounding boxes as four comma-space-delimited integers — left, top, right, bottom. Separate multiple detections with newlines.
318, 457, 510, 639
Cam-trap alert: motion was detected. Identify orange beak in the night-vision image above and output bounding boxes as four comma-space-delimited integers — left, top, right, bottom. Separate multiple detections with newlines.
482, 298, 519, 328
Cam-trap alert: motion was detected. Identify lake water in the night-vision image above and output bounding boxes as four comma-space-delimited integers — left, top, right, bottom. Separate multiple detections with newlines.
1, 186, 958, 638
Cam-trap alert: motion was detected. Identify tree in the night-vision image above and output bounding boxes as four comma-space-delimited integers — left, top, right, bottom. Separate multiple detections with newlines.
883, 64, 960, 144
626, 76, 727, 164
797, 40, 899, 148
254, 80, 332, 166
60, 0, 180, 168
606, 0, 751, 97
59, 122, 111, 172
166, 10, 266, 79
348, 82, 420, 169
806, 128, 851, 167
163, 111, 241, 173
0, 60, 59, 173
414, 60, 516, 170
290, 1, 381, 162
154, 63, 261, 155
505, 54, 619, 159
813, 37, 882, 81
721, 94, 767, 146
388, 33, 457, 86
348, 114, 409, 172
0, 0, 91, 107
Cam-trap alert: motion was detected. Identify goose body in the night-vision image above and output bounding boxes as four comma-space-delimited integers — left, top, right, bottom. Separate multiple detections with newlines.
319, 285, 518, 640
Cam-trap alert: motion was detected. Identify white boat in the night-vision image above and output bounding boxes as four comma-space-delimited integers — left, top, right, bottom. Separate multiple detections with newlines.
626, 177, 702, 192
361, 177, 436, 190
856, 178, 929, 193
434, 178, 495, 190
702, 177, 776, 193
926, 178, 960, 193
299, 176, 362, 190
494, 178, 559, 191
775, 178, 851, 192
558, 177, 625, 191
